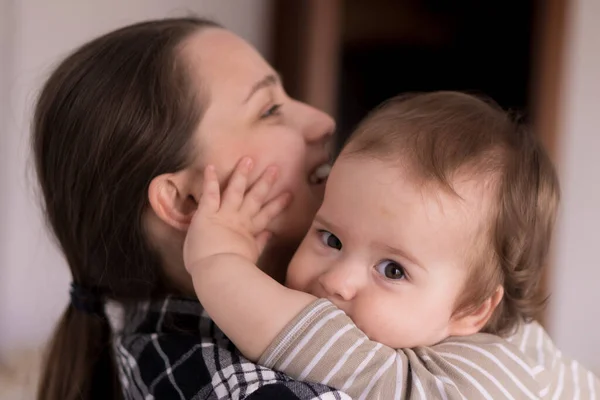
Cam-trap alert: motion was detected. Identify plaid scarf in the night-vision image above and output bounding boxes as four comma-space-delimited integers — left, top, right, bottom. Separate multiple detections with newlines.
113, 296, 349, 400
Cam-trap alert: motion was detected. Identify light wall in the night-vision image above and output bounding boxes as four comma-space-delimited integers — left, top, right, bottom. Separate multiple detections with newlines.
548, 0, 600, 373
0, 0, 272, 358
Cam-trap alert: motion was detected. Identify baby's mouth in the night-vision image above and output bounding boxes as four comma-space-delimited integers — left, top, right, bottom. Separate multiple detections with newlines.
308, 163, 332, 185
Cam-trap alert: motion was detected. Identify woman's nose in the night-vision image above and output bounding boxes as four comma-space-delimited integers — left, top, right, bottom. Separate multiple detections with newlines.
317, 262, 361, 302
296, 101, 336, 144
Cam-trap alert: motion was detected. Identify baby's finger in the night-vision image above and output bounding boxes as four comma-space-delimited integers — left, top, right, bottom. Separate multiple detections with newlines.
240, 166, 278, 217
252, 193, 292, 234
222, 157, 253, 210
199, 165, 220, 214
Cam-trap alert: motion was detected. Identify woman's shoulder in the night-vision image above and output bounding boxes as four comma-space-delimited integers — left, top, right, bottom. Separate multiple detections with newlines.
112, 296, 347, 400
112, 295, 209, 335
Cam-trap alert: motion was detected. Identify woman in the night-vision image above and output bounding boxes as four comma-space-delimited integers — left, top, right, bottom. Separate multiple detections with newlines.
34, 17, 577, 400
34, 17, 339, 400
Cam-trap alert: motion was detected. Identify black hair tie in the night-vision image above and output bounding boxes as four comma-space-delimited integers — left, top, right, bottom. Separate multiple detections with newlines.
70, 283, 105, 317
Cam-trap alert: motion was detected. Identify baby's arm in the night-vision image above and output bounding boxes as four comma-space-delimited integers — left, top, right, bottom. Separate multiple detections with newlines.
184, 160, 600, 399
189, 255, 315, 361
260, 299, 600, 399
183, 159, 318, 361
196, 273, 600, 400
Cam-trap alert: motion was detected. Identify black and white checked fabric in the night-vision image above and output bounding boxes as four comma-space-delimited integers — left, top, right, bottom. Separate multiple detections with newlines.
114, 296, 350, 400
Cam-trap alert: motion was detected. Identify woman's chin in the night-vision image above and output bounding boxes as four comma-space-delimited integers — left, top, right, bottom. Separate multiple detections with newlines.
258, 238, 300, 283
268, 214, 312, 243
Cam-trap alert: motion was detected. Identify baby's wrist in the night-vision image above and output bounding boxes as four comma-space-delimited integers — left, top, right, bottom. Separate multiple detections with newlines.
188, 253, 255, 275
189, 253, 260, 304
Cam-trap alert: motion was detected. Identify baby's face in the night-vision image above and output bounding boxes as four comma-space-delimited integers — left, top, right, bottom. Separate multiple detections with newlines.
286, 155, 491, 348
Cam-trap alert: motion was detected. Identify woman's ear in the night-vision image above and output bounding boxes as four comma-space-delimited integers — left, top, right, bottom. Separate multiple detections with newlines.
148, 171, 200, 231
448, 285, 504, 337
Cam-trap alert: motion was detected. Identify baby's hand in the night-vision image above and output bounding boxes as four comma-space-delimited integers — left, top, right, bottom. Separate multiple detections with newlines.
183, 157, 291, 274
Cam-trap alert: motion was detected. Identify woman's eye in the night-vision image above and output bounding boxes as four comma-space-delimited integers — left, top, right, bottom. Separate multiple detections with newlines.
375, 260, 406, 280
261, 104, 282, 119
317, 230, 342, 250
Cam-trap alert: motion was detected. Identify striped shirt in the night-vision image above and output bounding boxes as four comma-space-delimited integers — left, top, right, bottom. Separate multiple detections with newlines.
259, 299, 600, 399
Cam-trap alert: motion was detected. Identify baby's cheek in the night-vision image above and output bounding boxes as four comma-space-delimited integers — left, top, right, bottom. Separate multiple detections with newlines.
284, 271, 299, 290
358, 301, 423, 348
375, 321, 424, 348
284, 258, 305, 290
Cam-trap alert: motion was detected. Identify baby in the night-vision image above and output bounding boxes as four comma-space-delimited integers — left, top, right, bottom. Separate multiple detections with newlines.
184, 91, 599, 398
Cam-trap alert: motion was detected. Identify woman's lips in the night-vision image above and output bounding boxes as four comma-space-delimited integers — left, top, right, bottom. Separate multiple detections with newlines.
308, 163, 332, 185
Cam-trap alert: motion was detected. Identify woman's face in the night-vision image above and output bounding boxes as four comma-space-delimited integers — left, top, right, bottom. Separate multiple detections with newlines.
182, 29, 335, 246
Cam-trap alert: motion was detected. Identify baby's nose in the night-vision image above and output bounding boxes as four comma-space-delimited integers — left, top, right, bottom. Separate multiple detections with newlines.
318, 267, 360, 302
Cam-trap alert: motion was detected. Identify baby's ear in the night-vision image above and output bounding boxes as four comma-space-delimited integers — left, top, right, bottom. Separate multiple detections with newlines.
448, 286, 504, 337
148, 170, 200, 231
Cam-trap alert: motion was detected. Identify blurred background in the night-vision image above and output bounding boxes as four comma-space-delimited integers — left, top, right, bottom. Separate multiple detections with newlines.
0, 0, 598, 396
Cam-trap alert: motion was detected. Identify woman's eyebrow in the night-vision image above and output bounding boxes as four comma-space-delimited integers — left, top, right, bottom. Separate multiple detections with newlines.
244, 73, 280, 103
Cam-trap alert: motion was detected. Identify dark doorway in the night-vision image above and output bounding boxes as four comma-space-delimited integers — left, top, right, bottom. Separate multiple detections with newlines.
336, 0, 536, 145
271, 0, 567, 323
272, 0, 537, 149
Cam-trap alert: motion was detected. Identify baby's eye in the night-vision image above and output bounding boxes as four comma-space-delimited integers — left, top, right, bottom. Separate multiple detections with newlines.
317, 230, 342, 250
375, 260, 406, 280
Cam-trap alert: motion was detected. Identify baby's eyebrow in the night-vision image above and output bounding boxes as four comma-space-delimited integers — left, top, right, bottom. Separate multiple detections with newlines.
313, 214, 343, 233
378, 242, 426, 272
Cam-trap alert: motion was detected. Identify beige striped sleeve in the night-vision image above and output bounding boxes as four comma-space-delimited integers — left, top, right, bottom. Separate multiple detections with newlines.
259, 299, 599, 399
506, 320, 600, 399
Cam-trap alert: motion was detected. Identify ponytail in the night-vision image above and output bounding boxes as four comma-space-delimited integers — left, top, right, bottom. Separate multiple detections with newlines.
32, 16, 219, 400
38, 305, 121, 400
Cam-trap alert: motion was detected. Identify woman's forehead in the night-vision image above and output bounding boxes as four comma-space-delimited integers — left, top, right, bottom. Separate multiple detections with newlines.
181, 28, 275, 100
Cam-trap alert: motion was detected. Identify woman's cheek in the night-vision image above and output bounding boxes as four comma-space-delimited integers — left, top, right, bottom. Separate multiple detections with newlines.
250, 154, 305, 204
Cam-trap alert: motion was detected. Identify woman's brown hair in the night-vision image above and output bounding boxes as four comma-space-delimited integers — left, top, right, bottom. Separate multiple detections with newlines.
32, 17, 219, 400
